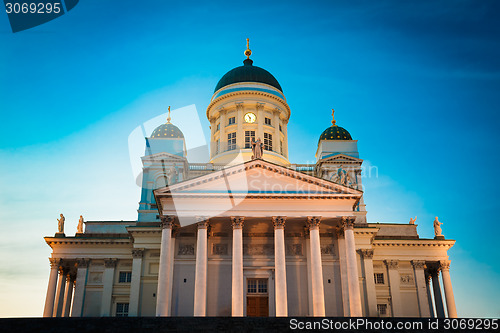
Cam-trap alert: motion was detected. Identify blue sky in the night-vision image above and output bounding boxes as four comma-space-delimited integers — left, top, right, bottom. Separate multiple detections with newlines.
0, 0, 499, 317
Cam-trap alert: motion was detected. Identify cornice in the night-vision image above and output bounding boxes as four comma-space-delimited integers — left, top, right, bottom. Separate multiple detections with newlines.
207, 90, 291, 120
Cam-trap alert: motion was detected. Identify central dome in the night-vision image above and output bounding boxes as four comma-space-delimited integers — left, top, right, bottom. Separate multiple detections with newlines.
214, 58, 283, 93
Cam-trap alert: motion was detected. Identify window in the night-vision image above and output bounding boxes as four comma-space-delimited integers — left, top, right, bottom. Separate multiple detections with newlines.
279, 124, 282, 132
119, 272, 132, 283
377, 304, 387, 316
247, 278, 268, 294
280, 140, 283, 154
228, 117, 235, 125
215, 139, 220, 154
374, 273, 384, 284
227, 132, 236, 151
116, 303, 129, 317
265, 117, 271, 125
264, 133, 272, 151
244, 130, 255, 148
216, 123, 220, 131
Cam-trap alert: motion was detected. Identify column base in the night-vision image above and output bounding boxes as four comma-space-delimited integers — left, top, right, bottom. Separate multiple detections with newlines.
434, 236, 445, 240
55, 232, 66, 238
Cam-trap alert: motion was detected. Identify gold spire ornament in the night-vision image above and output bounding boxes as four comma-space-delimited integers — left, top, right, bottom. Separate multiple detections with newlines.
331, 108, 336, 125
245, 38, 252, 59
166, 106, 171, 124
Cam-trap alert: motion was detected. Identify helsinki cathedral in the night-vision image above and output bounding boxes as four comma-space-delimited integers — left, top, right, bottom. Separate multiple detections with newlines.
43, 40, 457, 318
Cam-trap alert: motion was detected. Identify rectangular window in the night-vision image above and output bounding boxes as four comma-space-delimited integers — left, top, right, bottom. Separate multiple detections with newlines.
119, 272, 132, 283
377, 304, 387, 316
215, 139, 220, 154
279, 124, 282, 132
248, 278, 268, 294
227, 132, 236, 151
374, 273, 384, 285
244, 130, 255, 148
228, 117, 235, 125
265, 117, 271, 125
116, 303, 129, 317
264, 133, 272, 151
216, 123, 220, 131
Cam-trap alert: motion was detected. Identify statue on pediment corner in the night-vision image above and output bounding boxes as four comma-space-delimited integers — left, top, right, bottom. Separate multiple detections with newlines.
57, 214, 65, 233
77, 215, 84, 233
409, 216, 417, 225
433, 217, 443, 237
251, 137, 263, 160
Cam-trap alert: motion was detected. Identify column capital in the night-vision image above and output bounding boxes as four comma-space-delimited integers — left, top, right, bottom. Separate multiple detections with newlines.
427, 265, 441, 277
341, 216, 355, 230
303, 226, 310, 237
231, 216, 244, 229
439, 260, 451, 271
235, 102, 244, 111
384, 259, 399, 269
272, 216, 286, 229
58, 266, 68, 275
160, 215, 175, 229
132, 249, 145, 259
358, 249, 374, 259
104, 258, 118, 268
412, 260, 426, 269
307, 216, 322, 230
76, 258, 89, 268
49, 258, 61, 268
195, 216, 210, 229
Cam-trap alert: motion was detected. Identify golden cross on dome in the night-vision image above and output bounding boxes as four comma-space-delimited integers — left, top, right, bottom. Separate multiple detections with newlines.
166, 106, 171, 124
331, 108, 336, 125
245, 38, 252, 59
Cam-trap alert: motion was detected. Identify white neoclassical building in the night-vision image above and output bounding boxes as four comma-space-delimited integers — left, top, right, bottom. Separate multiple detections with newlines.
43, 42, 457, 318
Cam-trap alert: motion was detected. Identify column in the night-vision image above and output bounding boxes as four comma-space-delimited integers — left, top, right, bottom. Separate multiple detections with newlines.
256, 103, 264, 143
219, 108, 226, 152
156, 216, 174, 316
231, 216, 244, 316
342, 216, 362, 317
194, 217, 209, 316
304, 228, 313, 316
429, 267, 445, 318
412, 260, 431, 317
101, 258, 117, 316
359, 250, 377, 317
236, 103, 244, 149
62, 274, 74, 317
425, 272, 436, 318
167, 225, 177, 316
385, 260, 402, 317
53, 266, 67, 317
71, 258, 89, 317
43, 258, 60, 317
273, 216, 288, 316
440, 260, 457, 318
129, 249, 144, 317
307, 216, 325, 316
336, 229, 350, 316
273, 109, 280, 153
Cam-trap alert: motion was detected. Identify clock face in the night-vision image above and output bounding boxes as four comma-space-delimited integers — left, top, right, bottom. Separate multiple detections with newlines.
244, 112, 256, 123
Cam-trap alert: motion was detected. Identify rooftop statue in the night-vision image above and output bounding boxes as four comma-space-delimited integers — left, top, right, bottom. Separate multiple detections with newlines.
433, 217, 443, 237
57, 214, 65, 233
251, 138, 263, 160
410, 216, 417, 225
77, 215, 84, 233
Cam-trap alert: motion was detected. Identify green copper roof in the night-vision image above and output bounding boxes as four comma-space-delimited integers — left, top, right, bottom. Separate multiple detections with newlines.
319, 125, 352, 142
214, 59, 283, 93
151, 123, 184, 139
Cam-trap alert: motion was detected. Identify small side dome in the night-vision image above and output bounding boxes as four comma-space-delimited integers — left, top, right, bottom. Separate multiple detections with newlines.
318, 109, 352, 142
150, 123, 184, 139
150, 106, 184, 139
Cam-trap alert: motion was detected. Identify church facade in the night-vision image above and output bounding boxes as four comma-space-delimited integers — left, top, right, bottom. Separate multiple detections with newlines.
43, 43, 457, 318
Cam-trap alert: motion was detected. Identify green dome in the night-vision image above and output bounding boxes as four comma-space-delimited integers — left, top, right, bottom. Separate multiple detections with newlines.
151, 123, 184, 139
214, 59, 283, 93
319, 125, 352, 142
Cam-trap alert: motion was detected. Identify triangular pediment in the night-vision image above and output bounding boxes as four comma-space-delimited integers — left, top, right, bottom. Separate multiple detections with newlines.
319, 153, 363, 164
141, 152, 187, 163
155, 159, 361, 198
